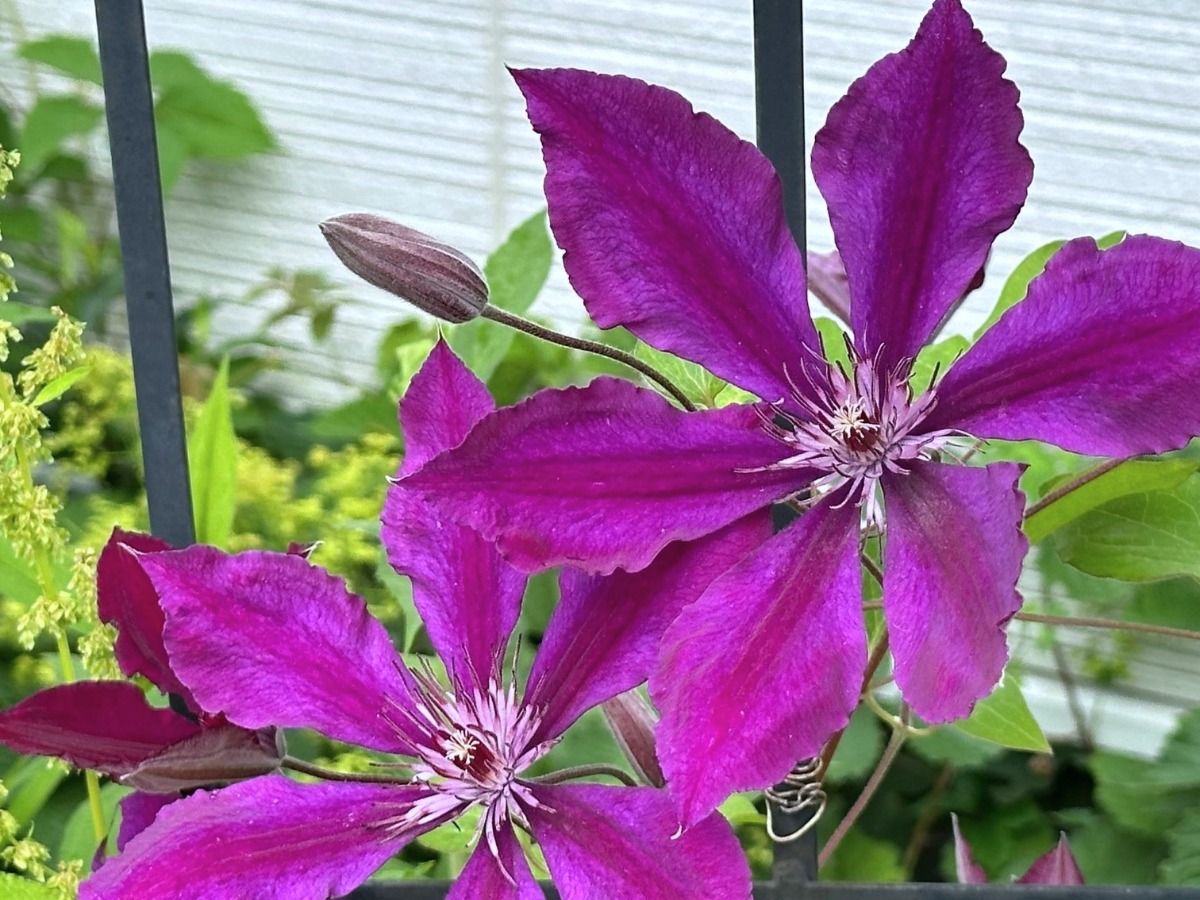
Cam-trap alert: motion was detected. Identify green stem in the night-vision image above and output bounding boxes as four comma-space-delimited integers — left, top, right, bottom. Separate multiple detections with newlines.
1023, 457, 1126, 520
280, 756, 410, 785
481, 307, 697, 411
530, 764, 637, 787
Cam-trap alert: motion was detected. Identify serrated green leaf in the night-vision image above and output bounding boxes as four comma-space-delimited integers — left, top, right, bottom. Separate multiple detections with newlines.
19, 35, 102, 85
449, 211, 552, 381
187, 357, 237, 545
976, 231, 1125, 339
1053, 474, 1200, 583
952, 672, 1051, 753
1090, 751, 1198, 837
32, 364, 91, 406
1026, 458, 1197, 544
18, 95, 105, 173
631, 342, 726, 408
0, 873, 61, 900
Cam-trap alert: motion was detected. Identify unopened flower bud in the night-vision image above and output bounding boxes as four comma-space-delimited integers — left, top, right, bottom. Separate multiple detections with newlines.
602, 689, 664, 787
320, 214, 488, 323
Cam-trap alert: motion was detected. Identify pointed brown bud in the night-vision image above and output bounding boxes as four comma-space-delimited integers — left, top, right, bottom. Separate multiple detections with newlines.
121, 724, 284, 793
601, 690, 664, 788
319, 213, 488, 323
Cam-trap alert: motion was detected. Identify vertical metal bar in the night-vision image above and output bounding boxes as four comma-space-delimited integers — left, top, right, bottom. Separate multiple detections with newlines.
754, 0, 807, 263
754, 0, 818, 892
94, 0, 195, 547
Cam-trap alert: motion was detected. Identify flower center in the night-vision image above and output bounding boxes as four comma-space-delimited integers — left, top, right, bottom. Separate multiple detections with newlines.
376, 662, 555, 843
749, 346, 958, 526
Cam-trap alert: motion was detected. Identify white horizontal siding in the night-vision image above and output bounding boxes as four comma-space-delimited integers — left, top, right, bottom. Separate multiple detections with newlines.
3, 0, 1200, 745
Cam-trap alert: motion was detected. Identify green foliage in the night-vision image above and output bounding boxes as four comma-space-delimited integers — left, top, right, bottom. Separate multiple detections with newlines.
17, 37, 101, 86
633, 341, 726, 408
1054, 472, 1200, 582
952, 672, 1051, 753
449, 210, 553, 381
1026, 457, 1198, 543
187, 356, 237, 545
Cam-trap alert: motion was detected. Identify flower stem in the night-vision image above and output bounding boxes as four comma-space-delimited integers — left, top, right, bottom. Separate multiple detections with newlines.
480, 307, 698, 411
280, 755, 410, 784
1023, 456, 1126, 520
818, 705, 909, 869
530, 764, 638, 787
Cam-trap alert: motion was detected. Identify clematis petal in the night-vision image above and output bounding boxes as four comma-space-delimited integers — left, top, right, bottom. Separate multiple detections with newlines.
951, 814, 988, 884
882, 461, 1026, 722
1018, 834, 1085, 885
924, 235, 1200, 457
525, 510, 771, 744
652, 499, 865, 826
115, 792, 177, 853
383, 341, 526, 687
514, 66, 824, 406
812, 0, 1031, 368
81, 776, 442, 900
408, 377, 802, 574
446, 826, 542, 900
396, 339, 495, 478
0, 681, 199, 777
141, 546, 416, 754
526, 784, 751, 900
97, 529, 194, 705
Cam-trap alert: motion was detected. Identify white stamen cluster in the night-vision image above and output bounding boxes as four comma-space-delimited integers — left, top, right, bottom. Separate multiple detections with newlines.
750, 348, 958, 528
376, 661, 556, 865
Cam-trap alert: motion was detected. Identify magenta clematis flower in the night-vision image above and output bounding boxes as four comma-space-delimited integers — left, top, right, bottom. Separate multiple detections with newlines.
953, 814, 1084, 884
0, 529, 283, 853
407, 0, 1200, 826
82, 341, 756, 899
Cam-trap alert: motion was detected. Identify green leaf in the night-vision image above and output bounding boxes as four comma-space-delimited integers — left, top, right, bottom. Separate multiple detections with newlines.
154, 119, 190, 197
374, 550, 423, 653
58, 781, 128, 868
1090, 751, 1198, 837
825, 706, 885, 783
17, 95, 105, 173
718, 793, 765, 827
148, 50, 211, 93
911, 334, 969, 394
1164, 806, 1200, 885
952, 672, 1051, 753
187, 357, 237, 545
976, 231, 1125, 338
416, 806, 480, 854
1057, 809, 1164, 885
631, 342, 726, 408
3, 756, 67, 828
32, 364, 91, 406
19, 35, 102, 85
1053, 474, 1200, 583
448, 211, 552, 381
821, 828, 906, 882
814, 316, 850, 373
0, 532, 40, 605
0, 301, 58, 325
0, 874, 61, 900
153, 72, 275, 161
1026, 457, 1198, 543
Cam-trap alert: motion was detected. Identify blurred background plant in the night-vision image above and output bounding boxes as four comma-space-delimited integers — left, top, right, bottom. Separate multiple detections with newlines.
0, 27, 1198, 889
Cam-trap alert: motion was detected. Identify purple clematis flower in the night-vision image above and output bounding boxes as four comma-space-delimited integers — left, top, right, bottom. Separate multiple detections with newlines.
953, 814, 1084, 884
82, 341, 756, 899
407, 0, 1200, 826
0, 529, 283, 854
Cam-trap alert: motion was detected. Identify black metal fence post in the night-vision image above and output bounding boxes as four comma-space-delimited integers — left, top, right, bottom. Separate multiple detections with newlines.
753, 0, 821, 892
94, 0, 195, 548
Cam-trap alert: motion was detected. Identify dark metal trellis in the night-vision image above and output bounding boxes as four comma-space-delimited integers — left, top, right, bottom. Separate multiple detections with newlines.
91, 0, 1198, 897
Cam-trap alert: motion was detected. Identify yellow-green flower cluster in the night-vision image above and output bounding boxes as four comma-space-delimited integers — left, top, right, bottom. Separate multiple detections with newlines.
0, 777, 82, 897
0, 146, 17, 304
